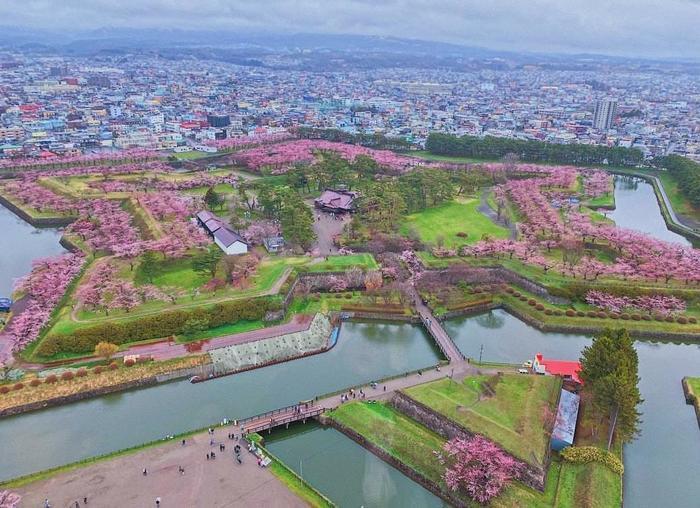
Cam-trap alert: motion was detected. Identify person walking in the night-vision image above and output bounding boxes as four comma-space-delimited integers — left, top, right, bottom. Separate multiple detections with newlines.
155, 497, 161, 507
143, 468, 148, 476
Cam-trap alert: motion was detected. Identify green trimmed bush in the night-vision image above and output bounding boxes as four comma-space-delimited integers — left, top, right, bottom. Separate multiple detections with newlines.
576, 311, 585, 317
689, 317, 697, 324
587, 311, 597, 318
76, 368, 87, 377
597, 312, 606, 318
677, 316, 688, 324
620, 313, 630, 320
565, 309, 575, 317
535, 303, 545, 311
38, 297, 278, 356
44, 374, 58, 384
545, 309, 553, 315
61, 371, 74, 381
29, 378, 41, 387
561, 446, 624, 475
0, 386, 9, 394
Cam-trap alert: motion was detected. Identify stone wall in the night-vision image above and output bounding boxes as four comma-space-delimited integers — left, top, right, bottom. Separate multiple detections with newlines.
390, 391, 547, 491
325, 418, 468, 508
0, 193, 76, 228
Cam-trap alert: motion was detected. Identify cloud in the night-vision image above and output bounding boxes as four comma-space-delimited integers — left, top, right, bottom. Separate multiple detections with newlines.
1, 0, 698, 58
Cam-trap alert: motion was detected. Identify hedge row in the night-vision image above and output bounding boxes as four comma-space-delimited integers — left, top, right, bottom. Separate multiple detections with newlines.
550, 281, 699, 302
37, 298, 279, 357
561, 446, 624, 475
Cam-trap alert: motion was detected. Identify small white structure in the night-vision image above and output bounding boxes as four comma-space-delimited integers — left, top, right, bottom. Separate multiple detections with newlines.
196, 211, 248, 255
214, 227, 248, 255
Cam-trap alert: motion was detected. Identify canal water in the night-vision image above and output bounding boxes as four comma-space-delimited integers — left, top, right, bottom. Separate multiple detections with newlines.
0, 205, 66, 296
445, 309, 700, 508
266, 423, 446, 507
0, 321, 441, 481
608, 175, 691, 245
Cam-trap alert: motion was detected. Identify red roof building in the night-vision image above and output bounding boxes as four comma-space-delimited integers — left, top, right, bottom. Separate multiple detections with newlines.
533, 353, 582, 385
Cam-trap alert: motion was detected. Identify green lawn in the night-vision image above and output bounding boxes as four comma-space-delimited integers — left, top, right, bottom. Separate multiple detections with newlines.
136, 256, 208, 290
656, 170, 700, 223
403, 374, 561, 466
410, 150, 496, 164
586, 192, 615, 209
688, 377, 700, 395
328, 401, 451, 487
400, 199, 509, 248
176, 319, 267, 342
306, 253, 379, 272
172, 150, 218, 160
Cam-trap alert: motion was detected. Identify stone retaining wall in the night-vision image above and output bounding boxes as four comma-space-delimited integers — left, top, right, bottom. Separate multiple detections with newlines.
324, 417, 468, 508
0, 193, 76, 228
681, 377, 700, 429
390, 391, 547, 491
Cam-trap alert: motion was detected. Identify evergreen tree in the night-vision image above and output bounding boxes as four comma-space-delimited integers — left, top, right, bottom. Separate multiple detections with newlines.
191, 246, 223, 279
204, 187, 224, 210
138, 251, 159, 283
579, 328, 643, 446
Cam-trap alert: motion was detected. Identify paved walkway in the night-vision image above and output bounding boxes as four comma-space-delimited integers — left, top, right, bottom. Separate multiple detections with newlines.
311, 208, 349, 256
17, 429, 306, 508
116, 314, 314, 361
478, 188, 517, 239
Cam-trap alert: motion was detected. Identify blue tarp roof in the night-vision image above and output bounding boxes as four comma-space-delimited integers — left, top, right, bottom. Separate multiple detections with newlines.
552, 389, 580, 446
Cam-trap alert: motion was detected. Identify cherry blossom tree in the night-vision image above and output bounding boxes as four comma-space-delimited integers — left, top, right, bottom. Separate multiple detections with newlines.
438, 436, 523, 504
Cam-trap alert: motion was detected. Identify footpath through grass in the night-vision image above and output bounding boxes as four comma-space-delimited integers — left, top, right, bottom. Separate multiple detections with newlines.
403, 374, 561, 466
400, 199, 509, 248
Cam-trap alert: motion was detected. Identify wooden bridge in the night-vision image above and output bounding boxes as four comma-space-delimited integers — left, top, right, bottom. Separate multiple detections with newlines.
238, 403, 325, 435
409, 288, 465, 363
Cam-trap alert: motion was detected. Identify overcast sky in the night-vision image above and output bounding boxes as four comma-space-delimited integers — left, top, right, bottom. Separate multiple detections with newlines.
1, 0, 699, 59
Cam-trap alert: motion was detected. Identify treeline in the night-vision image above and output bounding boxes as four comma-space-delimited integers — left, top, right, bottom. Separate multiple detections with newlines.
36, 297, 279, 357
425, 133, 644, 167
654, 155, 700, 207
295, 127, 412, 150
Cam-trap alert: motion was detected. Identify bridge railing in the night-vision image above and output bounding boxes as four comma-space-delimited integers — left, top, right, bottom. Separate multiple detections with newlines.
243, 407, 325, 434
238, 403, 313, 426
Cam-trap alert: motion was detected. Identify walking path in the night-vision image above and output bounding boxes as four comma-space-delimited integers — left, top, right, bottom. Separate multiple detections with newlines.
114, 314, 313, 362
407, 286, 464, 363
478, 188, 518, 239
16, 429, 306, 508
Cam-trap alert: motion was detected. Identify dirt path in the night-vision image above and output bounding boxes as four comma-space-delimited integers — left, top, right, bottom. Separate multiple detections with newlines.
311, 209, 349, 256
478, 188, 517, 239
16, 429, 306, 508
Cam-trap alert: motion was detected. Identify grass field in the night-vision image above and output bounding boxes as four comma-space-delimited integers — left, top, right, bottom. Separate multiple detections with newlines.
688, 377, 700, 395
328, 401, 451, 488
410, 150, 496, 164
655, 171, 700, 222
327, 400, 617, 507
400, 199, 509, 248
403, 374, 561, 466
306, 253, 379, 272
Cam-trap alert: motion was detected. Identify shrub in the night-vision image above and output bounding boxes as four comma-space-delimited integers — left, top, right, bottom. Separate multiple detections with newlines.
124, 358, 136, 367
597, 312, 606, 319
38, 296, 278, 356
689, 317, 698, 324
528, 299, 536, 306
93, 366, 103, 374
535, 304, 545, 311
561, 446, 624, 475
13, 382, 24, 391
544, 309, 553, 315
565, 309, 575, 317
344, 293, 352, 299
506, 287, 514, 294
0, 386, 9, 394
109, 363, 118, 370
519, 296, 528, 302
620, 313, 630, 320
654, 314, 664, 321
61, 371, 74, 381
76, 368, 87, 377
44, 374, 58, 384
513, 291, 521, 297
554, 309, 563, 316
587, 311, 597, 318
666, 316, 675, 323
576, 311, 585, 317
642, 315, 652, 321
29, 378, 42, 387
677, 316, 688, 324
631, 314, 641, 321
